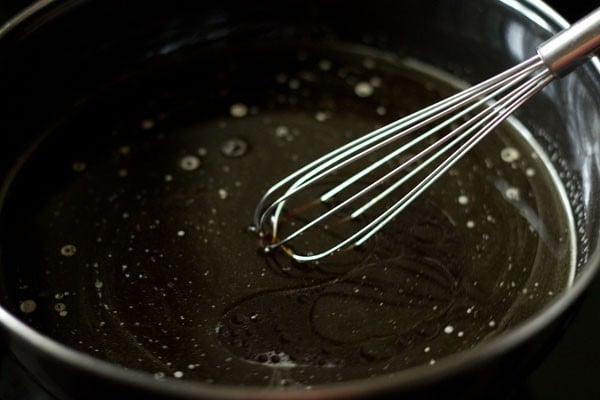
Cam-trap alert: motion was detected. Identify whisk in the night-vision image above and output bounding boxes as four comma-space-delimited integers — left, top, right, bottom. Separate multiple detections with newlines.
251, 7, 600, 263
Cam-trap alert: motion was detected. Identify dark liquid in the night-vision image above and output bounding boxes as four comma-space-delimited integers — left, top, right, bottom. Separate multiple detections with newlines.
0, 45, 573, 386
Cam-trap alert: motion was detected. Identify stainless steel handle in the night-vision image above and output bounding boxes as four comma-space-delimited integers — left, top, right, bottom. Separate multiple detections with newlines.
537, 7, 600, 77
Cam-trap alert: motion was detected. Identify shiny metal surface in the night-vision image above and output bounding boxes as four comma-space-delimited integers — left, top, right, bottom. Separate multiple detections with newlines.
538, 7, 600, 76
255, 7, 600, 262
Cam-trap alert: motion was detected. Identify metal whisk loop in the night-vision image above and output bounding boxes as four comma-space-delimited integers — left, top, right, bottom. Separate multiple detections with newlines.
252, 7, 600, 262
251, 57, 542, 230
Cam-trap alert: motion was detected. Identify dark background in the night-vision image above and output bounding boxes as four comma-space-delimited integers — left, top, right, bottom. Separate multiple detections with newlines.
0, 0, 598, 399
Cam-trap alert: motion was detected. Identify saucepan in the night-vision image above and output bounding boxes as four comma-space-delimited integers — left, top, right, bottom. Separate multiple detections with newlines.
0, 0, 599, 399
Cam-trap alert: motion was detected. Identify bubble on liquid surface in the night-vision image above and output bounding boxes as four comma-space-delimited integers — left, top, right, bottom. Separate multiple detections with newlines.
458, 195, 469, 205
443, 325, 454, 334
505, 187, 520, 201
229, 103, 248, 118
526, 168, 536, 177
173, 371, 184, 378
500, 147, 520, 162
60, 244, 77, 257
255, 351, 297, 367
221, 138, 248, 158
354, 82, 374, 98
20, 299, 37, 313
179, 155, 200, 171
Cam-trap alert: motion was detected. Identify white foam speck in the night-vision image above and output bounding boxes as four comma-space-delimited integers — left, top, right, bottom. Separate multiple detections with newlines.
526, 168, 536, 177
500, 147, 520, 162
60, 244, 77, 257
229, 103, 248, 118
354, 81, 374, 98
315, 111, 331, 122
505, 187, 520, 201
20, 299, 36, 313
180, 155, 200, 171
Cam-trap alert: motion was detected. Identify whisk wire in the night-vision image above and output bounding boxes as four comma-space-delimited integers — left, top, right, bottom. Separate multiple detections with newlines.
252, 57, 543, 230
268, 68, 554, 262
258, 59, 553, 260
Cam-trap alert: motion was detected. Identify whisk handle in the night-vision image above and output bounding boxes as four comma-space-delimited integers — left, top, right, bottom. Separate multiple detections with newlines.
538, 6, 600, 77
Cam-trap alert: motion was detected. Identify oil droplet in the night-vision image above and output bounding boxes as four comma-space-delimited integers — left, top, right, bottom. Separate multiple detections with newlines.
20, 299, 36, 313
443, 325, 454, 334
177, 230, 185, 237
466, 220, 475, 229
229, 103, 248, 118
458, 195, 469, 205
354, 82, 374, 98
60, 244, 77, 257
173, 371, 184, 378
164, 174, 173, 182
180, 155, 200, 171
221, 138, 248, 158
218, 189, 228, 200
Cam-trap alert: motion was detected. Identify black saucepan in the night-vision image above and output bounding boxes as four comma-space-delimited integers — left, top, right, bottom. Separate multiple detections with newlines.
0, 1, 599, 399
